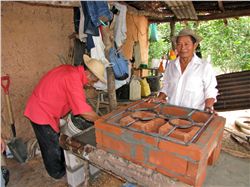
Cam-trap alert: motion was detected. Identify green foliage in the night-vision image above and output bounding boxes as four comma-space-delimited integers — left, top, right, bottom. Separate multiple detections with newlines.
148, 23, 171, 64
148, 17, 250, 73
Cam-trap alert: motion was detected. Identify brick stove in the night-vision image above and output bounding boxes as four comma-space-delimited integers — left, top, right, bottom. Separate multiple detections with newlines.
95, 100, 226, 187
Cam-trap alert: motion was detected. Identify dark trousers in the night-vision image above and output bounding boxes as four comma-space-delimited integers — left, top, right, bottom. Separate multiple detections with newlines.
30, 121, 65, 179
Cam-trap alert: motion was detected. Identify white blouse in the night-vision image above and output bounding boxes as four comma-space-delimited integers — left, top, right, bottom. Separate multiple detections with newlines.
160, 54, 218, 110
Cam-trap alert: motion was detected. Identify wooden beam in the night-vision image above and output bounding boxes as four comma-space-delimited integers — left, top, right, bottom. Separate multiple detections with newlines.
218, 1, 228, 25
150, 9, 250, 23
22, 1, 172, 20
170, 21, 176, 49
124, 2, 172, 19
218, 1, 225, 12
20, 1, 80, 8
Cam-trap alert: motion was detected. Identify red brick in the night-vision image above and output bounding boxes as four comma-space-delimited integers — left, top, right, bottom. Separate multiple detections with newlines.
119, 115, 135, 127
134, 144, 144, 162
131, 111, 156, 119
196, 116, 225, 146
133, 133, 158, 147
208, 134, 223, 165
156, 160, 207, 187
95, 120, 123, 136
186, 162, 199, 178
148, 150, 188, 175
159, 122, 199, 143
95, 129, 103, 145
101, 105, 128, 120
99, 133, 132, 158
194, 166, 207, 187
131, 118, 165, 133
161, 106, 189, 116
195, 117, 225, 161
158, 140, 202, 161
191, 111, 211, 123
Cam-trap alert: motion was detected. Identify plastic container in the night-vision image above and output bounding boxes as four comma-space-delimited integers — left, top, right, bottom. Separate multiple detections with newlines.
146, 76, 162, 92
61, 114, 85, 137
129, 76, 141, 100
140, 78, 151, 97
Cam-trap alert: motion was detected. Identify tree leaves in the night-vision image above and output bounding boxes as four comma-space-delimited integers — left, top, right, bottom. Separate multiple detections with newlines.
148, 17, 250, 73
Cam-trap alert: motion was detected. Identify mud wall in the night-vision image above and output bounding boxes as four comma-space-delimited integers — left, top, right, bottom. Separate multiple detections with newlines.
1, 2, 74, 140
1, 2, 149, 141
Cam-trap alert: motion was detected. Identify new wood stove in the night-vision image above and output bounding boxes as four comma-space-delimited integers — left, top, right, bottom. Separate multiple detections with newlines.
95, 100, 226, 186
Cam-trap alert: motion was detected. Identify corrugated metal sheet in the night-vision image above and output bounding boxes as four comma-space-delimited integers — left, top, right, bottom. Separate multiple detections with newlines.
214, 70, 250, 111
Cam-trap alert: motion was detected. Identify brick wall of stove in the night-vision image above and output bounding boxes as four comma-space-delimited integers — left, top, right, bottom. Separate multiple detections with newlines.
95, 108, 225, 187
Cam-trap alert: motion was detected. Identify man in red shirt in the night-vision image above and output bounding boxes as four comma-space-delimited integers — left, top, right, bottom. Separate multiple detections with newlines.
24, 56, 106, 179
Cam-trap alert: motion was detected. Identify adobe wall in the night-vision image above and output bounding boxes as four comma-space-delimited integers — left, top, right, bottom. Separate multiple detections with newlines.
1, 2, 149, 141
1, 2, 74, 140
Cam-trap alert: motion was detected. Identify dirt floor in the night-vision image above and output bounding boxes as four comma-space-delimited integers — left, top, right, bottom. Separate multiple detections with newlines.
5, 156, 123, 187
4, 110, 250, 187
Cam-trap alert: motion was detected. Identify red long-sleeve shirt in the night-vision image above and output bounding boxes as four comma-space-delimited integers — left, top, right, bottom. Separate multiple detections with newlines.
24, 65, 93, 132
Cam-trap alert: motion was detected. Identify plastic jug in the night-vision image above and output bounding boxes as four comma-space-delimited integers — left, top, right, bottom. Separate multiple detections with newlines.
140, 78, 151, 97
129, 76, 141, 100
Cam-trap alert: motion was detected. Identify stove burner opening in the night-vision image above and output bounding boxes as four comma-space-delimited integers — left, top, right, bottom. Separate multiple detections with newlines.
168, 118, 194, 129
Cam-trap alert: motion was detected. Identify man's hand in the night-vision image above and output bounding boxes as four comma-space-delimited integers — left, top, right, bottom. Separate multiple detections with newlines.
147, 92, 167, 103
204, 106, 218, 116
80, 111, 100, 122
146, 97, 167, 103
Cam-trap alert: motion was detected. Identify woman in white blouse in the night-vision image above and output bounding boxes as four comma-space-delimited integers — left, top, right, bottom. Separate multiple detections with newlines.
154, 29, 218, 113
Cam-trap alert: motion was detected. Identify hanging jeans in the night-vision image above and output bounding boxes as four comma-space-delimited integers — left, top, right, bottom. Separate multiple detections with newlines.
85, 1, 113, 27
30, 121, 65, 179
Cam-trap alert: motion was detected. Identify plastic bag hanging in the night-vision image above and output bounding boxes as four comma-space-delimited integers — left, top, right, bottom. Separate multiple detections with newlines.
149, 23, 159, 42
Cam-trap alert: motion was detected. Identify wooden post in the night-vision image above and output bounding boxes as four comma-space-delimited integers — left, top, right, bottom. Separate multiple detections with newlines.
106, 66, 117, 111
170, 21, 176, 50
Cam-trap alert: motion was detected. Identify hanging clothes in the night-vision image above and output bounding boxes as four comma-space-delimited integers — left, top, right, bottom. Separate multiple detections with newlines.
79, 6, 87, 42
81, 1, 99, 36
113, 2, 127, 48
133, 42, 142, 68
85, 1, 113, 27
73, 7, 86, 65
149, 23, 159, 42
91, 29, 107, 64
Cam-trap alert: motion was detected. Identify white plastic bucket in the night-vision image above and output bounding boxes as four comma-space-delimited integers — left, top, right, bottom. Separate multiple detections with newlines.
60, 114, 83, 137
